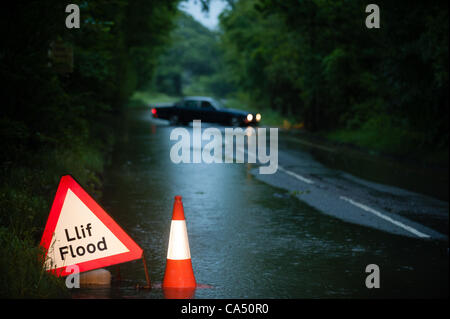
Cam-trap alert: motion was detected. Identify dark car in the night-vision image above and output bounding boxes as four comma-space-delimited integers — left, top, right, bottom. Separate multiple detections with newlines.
151, 96, 261, 126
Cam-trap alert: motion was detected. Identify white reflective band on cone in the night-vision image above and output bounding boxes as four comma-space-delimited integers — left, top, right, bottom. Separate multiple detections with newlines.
167, 220, 191, 260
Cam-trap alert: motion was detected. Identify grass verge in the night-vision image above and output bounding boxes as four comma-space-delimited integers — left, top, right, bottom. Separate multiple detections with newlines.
0, 116, 114, 298
126, 91, 180, 108
325, 116, 449, 166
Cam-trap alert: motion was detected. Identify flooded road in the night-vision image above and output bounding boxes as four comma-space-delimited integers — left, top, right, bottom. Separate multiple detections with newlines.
73, 109, 448, 298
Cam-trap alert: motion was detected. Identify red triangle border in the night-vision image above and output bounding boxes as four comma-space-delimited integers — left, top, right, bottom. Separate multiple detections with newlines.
40, 175, 143, 277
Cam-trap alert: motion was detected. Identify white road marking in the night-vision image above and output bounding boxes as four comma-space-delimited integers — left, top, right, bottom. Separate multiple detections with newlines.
239, 137, 434, 239
340, 196, 431, 238
278, 166, 315, 184
233, 132, 435, 239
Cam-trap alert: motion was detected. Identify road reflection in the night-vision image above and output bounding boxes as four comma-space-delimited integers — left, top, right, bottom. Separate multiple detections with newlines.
71, 109, 448, 299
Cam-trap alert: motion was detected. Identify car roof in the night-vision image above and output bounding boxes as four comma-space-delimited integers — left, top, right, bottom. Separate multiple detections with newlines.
183, 96, 215, 102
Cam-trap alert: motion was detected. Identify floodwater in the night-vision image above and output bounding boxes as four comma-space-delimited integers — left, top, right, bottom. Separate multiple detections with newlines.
72, 109, 448, 299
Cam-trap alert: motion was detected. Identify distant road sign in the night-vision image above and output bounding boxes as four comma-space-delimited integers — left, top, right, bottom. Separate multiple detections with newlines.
40, 175, 143, 276
49, 40, 73, 73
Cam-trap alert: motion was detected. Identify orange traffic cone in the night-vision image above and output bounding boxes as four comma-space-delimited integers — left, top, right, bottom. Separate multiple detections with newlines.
163, 287, 196, 299
162, 195, 196, 289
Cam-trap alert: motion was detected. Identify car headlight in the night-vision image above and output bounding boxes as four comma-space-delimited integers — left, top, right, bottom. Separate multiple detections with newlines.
247, 114, 253, 122
256, 113, 261, 122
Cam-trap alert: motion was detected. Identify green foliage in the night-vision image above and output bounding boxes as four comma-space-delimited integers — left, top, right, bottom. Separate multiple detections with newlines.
0, 0, 180, 298
152, 11, 235, 97
219, 0, 449, 158
225, 93, 290, 127
127, 91, 180, 108
0, 229, 69, 299
327, 114, 416, 155
220, 0, 303, 116
0, 143, 106, 298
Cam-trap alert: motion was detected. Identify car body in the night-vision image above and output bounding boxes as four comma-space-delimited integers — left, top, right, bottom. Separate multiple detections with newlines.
151, 96, 261, 126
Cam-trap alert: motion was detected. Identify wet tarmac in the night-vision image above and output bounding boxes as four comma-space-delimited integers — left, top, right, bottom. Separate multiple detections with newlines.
72, 109, 448, 299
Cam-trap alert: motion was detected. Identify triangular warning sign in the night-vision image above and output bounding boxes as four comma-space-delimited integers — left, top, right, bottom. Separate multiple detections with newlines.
40, 175, 143, 276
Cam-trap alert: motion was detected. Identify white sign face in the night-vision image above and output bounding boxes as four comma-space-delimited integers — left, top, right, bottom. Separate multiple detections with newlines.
44, 189, 129, 271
